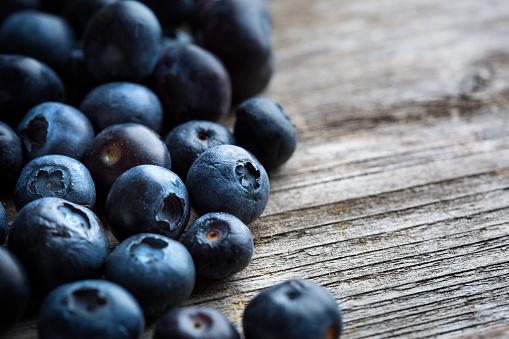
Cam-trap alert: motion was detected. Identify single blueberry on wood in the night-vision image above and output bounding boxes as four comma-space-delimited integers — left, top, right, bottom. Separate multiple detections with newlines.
164, 120, 236, 180
182, 212, 253, 279
186, 145, 269, 224
8, 197, 110, 294
38, 280, 144, 339
153, 306, 240, 339
243, 279, 343, 339
14, 154, 96, 211
106, 164, 190, 242
16, 102, 95, 162
234, 97, 297, 171
0, 247, 31, 333
105, 233, 195, 319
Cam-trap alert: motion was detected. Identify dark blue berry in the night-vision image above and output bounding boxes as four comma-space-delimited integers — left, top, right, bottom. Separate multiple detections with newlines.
0, 10, 75, 70
182, 212, 253, 279
106, 164, 190, 242
82, 122, 171, 197
14, 154, 96, 211
186, 145, 270, 224
0, 121, 23, 193
234, 97, 297, 171
80, 81, 163, 134
192, 0, 273, 102
0, 55, 66, 127
243, 279, 343, 339
148, 44, 231, 127
16, 102, 95, 162
0, 203, 8, 245
8, 197, 110, 294
0, 246, 31, 333
164, 120, 236, 180
38, 280, 144, 339
153, 306, 240, 339
83, 0, 162, 83
105, 233, 195, 319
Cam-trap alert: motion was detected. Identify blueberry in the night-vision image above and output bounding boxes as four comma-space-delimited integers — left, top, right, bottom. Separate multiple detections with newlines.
153, 306, 240, 339
0, 247, 31, 333
186, 145, 270, 224
14, 154, 96, 211
164, 120, 236, 180
16, 102, 95, 162
80, 81, 163, 134
0, 55, 66, 127
0, 10, 75, 69
0, 203, 9, 245
192, 0, 273, 102
39, 280, 144, 339
148, 44, 232, 127
182, 212, 253, 279
82, 123, 171, 197
105, 233, 195, 319
106, 164, 190, 242
138, 0, 193, 28
0, 121, 23, 193
243, 279, 343, 339
234, 97, 297, 171
83, 0, 162, 83
8, 197, 110, 294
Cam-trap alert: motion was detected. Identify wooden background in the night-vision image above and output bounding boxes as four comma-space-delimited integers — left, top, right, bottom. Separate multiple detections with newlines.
4, 0, 509, 338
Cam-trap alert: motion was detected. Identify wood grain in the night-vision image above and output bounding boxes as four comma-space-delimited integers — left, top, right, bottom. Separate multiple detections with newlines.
4, 0, 509, 338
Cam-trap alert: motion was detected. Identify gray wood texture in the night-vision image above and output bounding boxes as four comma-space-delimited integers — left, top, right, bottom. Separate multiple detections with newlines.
4, 0, 509, 338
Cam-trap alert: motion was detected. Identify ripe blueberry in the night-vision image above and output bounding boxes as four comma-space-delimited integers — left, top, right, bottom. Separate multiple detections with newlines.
186, 145, 270, 224
82, 122, 171, 197
164, 120, 236, 180
106, 164, 190, 241
153, 306, 240, 339
243, 279, 343, 339
16, 101, 95, 162
105, 233, 195, 319
234, 97, 297, 171
39, 279, 145, 339
182, 212, 253, 279
14, 154, 96, 211
80, 81, 163, 134
8, 197, 110, 294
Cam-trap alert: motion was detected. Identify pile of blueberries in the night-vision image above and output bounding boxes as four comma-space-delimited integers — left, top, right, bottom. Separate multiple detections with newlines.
0, 0, 343, 338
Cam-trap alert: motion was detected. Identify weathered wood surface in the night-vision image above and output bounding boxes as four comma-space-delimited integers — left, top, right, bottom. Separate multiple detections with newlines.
4, 0, 509, 338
